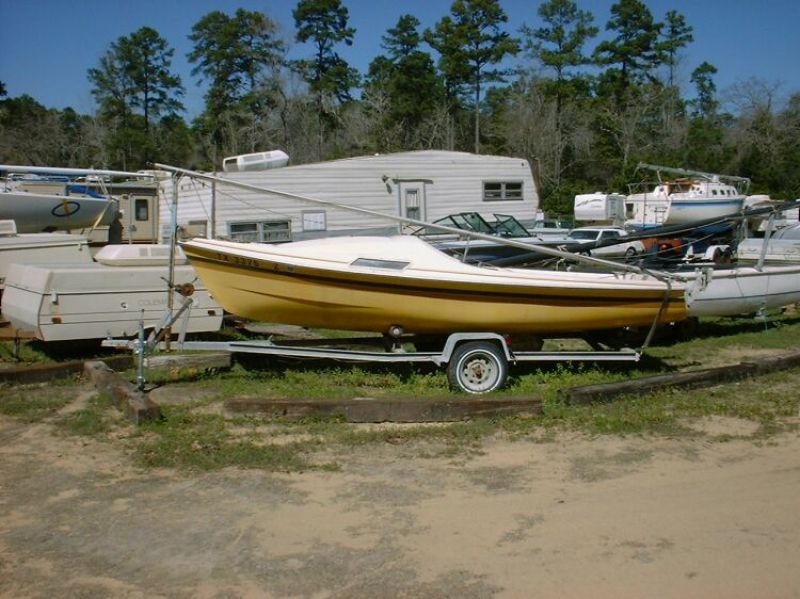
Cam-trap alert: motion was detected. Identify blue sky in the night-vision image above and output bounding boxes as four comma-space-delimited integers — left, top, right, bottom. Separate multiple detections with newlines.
1, 0, 798, 119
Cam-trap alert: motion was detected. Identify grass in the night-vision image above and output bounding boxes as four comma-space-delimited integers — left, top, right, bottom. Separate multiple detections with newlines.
1, 311, 799, 472
0, 380, 78, 422
536, 373, 800, 438
144, 361, 454, 401
0, 338, 111, 367
132, 406, 317, 472
55, 394, 116, 436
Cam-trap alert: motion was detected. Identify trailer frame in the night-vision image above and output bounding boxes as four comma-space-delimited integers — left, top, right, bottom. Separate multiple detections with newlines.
104, 323, 640, 394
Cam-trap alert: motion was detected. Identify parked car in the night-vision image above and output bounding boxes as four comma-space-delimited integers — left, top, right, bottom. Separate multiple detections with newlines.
566, 226, 645, 259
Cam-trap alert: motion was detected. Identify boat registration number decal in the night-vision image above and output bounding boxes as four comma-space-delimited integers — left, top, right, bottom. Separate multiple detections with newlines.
216, 253, 260, 268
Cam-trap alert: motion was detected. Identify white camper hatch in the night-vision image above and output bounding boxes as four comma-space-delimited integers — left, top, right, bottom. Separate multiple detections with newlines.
93, 243, 188, 266
1, 259, 223, 342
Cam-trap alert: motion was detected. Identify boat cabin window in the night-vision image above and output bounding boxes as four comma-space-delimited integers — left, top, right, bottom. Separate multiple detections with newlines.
352, 258, 409, 270
229, 220, 292, 243
483, 181, 523, 202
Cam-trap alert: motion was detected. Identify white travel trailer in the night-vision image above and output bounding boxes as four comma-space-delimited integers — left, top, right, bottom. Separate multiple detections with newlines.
573, 192, 626, 225
161, 150, 540, 243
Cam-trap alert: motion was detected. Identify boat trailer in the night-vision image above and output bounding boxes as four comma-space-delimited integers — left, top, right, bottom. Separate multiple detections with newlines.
103, 295, 640, 394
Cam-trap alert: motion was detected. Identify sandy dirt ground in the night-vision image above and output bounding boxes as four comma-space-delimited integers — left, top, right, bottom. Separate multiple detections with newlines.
1, 393, 799, 598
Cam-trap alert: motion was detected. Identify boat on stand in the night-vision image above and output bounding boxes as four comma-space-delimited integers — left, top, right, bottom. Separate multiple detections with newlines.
0, 168, 125, 233
625, 163, 749, 230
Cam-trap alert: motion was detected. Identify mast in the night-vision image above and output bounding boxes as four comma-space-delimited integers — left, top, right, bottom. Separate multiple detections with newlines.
0, 164, 158, 180
636, 162, 751, 188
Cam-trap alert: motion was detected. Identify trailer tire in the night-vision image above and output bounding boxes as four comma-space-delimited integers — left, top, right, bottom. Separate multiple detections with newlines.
447, 341, 508, 394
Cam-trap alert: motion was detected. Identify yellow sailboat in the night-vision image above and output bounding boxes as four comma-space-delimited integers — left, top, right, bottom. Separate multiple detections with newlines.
181, 235, 687, 335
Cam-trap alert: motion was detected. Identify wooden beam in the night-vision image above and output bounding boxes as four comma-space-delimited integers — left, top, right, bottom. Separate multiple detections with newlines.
84, 360, 161, 424
225, 397, 542, 423
0, 355, 134, 384
563, 350, 800, 405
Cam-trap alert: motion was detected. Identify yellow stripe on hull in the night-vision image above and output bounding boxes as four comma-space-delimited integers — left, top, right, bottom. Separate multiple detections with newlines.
190, 257, 687, 335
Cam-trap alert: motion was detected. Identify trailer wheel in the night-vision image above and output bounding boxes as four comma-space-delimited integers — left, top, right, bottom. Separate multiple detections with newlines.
447, 341, 508, 394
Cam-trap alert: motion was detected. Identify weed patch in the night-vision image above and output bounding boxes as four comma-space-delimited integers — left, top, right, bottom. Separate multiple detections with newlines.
132, 406, 320, 472
0, 381, 76, 422
56, 395, 116, 436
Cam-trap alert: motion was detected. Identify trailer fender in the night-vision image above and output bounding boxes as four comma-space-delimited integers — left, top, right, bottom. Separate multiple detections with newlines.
434, 333, 513, 366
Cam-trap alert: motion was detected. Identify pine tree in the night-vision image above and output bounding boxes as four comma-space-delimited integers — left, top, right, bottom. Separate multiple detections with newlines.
520, 0, 596, 183
293, 0, 360, 159
188, 9, 286, 157
88, 26, 184, 167
427, 0, 518, 153
594, 0, 662, 100
366, 15, 442, 148
658, 10, 693, 89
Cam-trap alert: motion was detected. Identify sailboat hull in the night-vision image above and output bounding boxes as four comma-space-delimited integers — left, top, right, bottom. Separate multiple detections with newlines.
666, 197, 745, 225
0, 190, 116, 233
181, 237, 687, 335
685, 264, 800, 316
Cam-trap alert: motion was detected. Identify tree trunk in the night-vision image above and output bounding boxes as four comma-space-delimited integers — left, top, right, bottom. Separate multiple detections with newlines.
474, 77, 481, 154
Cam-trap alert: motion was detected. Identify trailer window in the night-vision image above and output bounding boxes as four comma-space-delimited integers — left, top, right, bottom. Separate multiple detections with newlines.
262, 221, 291, 243
483, 181, 523, 201
302, 210, 327, 232
404, 188, 420, 220
228, 220, 291, 243
229, 222, 259, 241
134, 198, 149, 221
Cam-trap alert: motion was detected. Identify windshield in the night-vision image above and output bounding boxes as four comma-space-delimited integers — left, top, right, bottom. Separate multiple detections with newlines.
491, 214, 529, 237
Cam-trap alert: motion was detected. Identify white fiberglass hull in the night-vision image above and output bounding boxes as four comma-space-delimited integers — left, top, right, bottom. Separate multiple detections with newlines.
0, 189, 116, 233
665, 197, 745, 226
736, 238, 800, 263
685, 264, 800, 316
